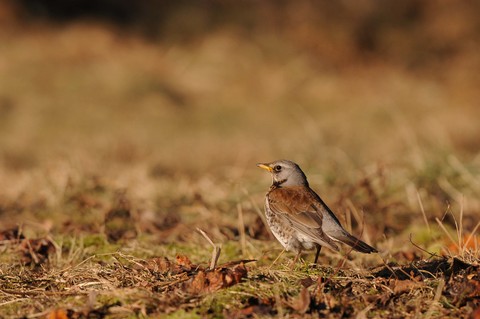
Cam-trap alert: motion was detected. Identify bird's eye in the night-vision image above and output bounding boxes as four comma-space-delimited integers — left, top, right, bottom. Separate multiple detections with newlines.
274, 165, 282, 172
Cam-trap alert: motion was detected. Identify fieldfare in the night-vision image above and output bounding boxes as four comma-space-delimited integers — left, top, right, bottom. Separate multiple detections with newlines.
257, 159, 377, 264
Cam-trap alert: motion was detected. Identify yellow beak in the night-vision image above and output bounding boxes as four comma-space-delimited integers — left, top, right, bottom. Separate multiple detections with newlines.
257, 163, 273, 172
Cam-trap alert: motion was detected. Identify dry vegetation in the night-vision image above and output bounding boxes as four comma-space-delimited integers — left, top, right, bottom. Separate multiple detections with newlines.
0, 1, 480, 318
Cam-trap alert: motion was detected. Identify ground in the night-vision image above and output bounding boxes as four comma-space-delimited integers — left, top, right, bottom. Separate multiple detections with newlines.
0, 4, 480, 318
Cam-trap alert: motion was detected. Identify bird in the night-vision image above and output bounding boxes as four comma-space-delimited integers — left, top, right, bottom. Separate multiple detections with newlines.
257, 159, 377, 265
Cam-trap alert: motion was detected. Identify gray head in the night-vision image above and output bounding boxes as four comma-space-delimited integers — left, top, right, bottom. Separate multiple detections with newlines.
257, 159, 309, 187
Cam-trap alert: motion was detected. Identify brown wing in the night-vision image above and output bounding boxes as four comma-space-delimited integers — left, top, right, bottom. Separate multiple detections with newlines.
305, 187, 378, 253
267, 186, 339, 251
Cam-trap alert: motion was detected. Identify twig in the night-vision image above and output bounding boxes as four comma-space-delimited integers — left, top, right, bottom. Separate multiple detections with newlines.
196, 228, 221, 270
425, 278, 445, 319
273, 285, 284, 317
25, 240, 40, 265
409, 234, 437, 258
237, 203, 247, 256
463, 220, 480, 255
268, 249, 286, 270
0, 288, 89, 297
378, 256, 414, 281
156, 274, 191, 290
458, 196, 464, 256
416, 189, 430, 233
436, 218, 458, 250
0, 297, 30, 307
355, 304, 374, 319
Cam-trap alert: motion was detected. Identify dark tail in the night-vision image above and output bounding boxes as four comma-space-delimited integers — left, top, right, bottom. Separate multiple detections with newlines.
337, 233, 377, 254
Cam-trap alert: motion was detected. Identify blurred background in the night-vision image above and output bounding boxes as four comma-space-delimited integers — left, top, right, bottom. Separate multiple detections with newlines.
0, 0, 479, 241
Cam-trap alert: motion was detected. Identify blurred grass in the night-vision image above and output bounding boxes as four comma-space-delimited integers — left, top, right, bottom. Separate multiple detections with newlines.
0, 0, 479, 255
0, 2, 479, 317
1, 20, 479, 225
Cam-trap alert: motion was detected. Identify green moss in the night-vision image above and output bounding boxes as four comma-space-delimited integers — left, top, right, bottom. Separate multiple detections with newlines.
164, 309, 201, 319
82, 234, 108, 248
408, 226, 443, 245
218, 241, 242, 263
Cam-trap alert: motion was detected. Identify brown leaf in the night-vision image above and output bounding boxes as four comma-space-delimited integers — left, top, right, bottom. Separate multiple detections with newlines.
392, 250, 420, 262
217, 259, 256, 268
47, 309, 68, 319
471, 306, 480, 319
323, 292, 338, 309
227, 297, 275, 318
189, 270, 206, 294
205, 269, 225, 292
145, 257, 172, 273
390, 279, 422, 294
235, 304, 273, 318
230, 263, 248, 284
290, 287, 311, 313
18, 238, 55, 265
299, 277, 315, 288
0, 227, 24, 241
445, 234, 480, 255
187, 263, 248, 294
448, 269, 480, 305
176, 254, 193, 268
144, 256, 199, 275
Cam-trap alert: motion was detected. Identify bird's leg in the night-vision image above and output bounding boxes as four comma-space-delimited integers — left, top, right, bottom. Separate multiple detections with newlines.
269, 249, 286, 270
290, 250, 302, 270
313, 245, 322, 264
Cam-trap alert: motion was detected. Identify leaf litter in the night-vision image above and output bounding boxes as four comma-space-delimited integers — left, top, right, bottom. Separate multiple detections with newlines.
1, 223, 479, 318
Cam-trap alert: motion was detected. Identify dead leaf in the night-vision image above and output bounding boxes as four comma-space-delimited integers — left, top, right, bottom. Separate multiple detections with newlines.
289, 287, 311, 313
299, 277, 315, 288
390, 279, 422, 294
447, 267, 480, 306
187, 263, 248, 294
230, 263, 248, 284
144, 256, 197, 275
205, 269, 225, 292
47, 309, 68, 319
392, 250, 419, 262
445, 234, 480, 255
0, 227, 24, 241
189, 270, 206, 294
176, 254, 193, 268
18, 238, 55, 265
145, 257, 172, 273
323, 292, 338, 309
471, 306, 480, 319
227, 297, 275, 318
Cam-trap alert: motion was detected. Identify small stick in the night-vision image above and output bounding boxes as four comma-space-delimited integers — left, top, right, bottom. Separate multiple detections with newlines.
463, 220, 480, 254
25, 240, 40, 265
458, 195, 464, 255
268, 249, 285, 270
435, 218, 458, 249
416, 189, 430, 233
409, 233, 436, 257
237, 203, 247, 256
425, 278, 445, 319
197, 228, 221, 270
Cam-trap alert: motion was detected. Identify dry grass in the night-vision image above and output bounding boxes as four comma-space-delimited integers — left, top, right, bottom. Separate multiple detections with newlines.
0, 10, 480, 318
